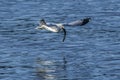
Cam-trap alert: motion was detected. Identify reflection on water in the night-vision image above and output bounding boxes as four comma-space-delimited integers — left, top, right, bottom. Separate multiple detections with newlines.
36, 56, 67, 80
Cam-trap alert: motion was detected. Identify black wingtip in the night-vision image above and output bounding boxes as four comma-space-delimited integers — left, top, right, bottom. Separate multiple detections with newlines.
40, 19, 46, 25
62, 28, 66, 42
80, 17, 91, 26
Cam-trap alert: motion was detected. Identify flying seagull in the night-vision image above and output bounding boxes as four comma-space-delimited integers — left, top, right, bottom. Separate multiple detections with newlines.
36, 19, 66, 42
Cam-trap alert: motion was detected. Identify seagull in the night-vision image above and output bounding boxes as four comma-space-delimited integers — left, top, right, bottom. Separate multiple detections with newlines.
36, 17, 91, 42
36, 19, 66, 42
46, 17, 91, 26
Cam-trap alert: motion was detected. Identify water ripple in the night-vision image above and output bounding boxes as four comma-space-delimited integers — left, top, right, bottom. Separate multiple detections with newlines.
0, 0, 120, 80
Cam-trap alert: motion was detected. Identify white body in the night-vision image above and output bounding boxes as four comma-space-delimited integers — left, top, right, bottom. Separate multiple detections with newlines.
35, 23, 66, 42
36, 24, 63, 33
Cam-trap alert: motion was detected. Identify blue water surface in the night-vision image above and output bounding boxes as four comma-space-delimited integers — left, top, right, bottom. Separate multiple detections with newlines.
0, 0, 120, 80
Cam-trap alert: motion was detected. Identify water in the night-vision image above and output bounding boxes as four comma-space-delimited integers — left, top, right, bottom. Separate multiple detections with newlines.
0, 0, 120, 80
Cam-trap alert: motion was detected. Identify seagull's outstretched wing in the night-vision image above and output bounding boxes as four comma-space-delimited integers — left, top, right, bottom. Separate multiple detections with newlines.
61, 28, 66, 42
46, 17, 91, 26
67, 17, 91, 26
